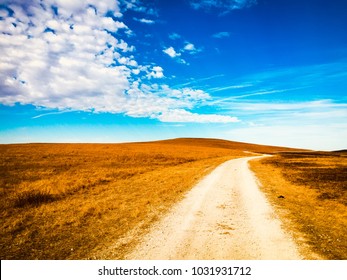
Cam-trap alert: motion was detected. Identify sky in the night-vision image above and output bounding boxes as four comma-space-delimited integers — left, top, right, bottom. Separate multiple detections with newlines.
0, 0, 346, 150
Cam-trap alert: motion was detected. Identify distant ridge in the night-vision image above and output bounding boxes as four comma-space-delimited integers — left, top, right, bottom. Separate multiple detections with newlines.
147, 137, 308, 154
333, 149, 347, 153
1, 137, 310, 154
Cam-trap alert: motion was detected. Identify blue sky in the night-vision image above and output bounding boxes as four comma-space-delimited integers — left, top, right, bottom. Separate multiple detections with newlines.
0, 0, 346, 150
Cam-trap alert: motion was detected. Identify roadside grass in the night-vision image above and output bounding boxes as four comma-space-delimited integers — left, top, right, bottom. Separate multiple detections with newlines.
1, 138, 295, 260
249, 152, 347, 259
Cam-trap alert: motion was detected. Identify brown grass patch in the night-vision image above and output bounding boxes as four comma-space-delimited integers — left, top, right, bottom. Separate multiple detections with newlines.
1, 138, 295, 260
14, 190, 58, 208
250, 152, 347, 259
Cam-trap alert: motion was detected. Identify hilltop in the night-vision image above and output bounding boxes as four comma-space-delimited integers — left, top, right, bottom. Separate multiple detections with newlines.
150, 137, 308, 153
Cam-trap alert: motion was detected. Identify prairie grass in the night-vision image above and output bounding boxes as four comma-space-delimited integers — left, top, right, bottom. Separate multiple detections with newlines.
250, 152, 347, 259
1, 138, 292, 259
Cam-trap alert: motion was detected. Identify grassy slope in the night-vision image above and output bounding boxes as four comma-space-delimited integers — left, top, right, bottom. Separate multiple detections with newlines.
3, 138, 343, 260
153, 137, 304, 154
1, 138, 297, 260
250, 152, 347, 259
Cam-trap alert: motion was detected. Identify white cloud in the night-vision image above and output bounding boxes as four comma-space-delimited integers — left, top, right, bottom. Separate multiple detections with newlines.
163, 46, 181, 58
163, 45, 198, 64
0, 0, 237, 124
52, 0, 122, 18
101, 18, 128, 32
182, 42, 202, 54
157, 109, 239, 123
184, 43, 195, 51
148, 66, 164, 79
212, 31, 230, 38
0, 9, 9, 18
167, 88, 211, 101
120, 84, 218, 119
133, 17, 155, 24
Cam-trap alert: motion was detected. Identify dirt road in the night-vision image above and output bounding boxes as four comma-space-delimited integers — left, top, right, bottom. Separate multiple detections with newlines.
126, 156, 303, 260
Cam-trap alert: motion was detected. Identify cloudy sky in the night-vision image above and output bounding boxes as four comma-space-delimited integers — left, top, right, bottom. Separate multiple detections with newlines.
0, 0, 346, 150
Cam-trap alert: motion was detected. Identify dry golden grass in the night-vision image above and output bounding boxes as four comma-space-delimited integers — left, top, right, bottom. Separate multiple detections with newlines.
250, 152, 347, 259
1, 138, 294, 260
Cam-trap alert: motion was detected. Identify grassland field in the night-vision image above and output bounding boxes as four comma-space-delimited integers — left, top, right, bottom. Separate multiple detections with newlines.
250, 151, 347, 259
0, 138, 346, 259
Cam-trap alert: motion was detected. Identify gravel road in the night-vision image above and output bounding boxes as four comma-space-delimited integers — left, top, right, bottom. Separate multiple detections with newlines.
126, 156, 302, 260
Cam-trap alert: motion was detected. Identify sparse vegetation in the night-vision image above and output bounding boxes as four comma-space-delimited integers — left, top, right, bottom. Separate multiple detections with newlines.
250, 152, 347, 259
1, 138, 296, 260
14, 190, 58, 208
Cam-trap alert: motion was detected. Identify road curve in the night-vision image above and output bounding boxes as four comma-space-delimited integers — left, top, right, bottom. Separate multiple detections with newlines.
125, 156, 302, 260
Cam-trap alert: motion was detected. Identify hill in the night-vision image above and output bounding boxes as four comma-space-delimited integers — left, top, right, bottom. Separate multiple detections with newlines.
2, 137, 295, 259
0, 138, 319, 260
151, 137, 307, 153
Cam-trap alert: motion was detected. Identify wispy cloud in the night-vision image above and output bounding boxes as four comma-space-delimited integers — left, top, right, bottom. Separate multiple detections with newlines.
242, 62, 347, 90
226, 123, 347, 151
229, 99, 347, 112
172, 74, 225, 88
224, 99, 347, 150
32, 110, 71, 119
133, 17, 155, 24
209, 88, 308, 106
190, 0, 257, 13
208, 83, 253, 92
169, 33, 181, 40
212, 31, 230, 38
157, 109, 239, 123
122, 1, 158, 16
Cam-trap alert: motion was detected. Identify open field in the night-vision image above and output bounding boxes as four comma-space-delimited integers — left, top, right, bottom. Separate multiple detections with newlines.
250, 152, 347, 259
0, 138, 298, 260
